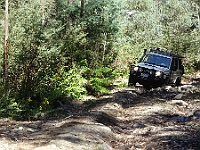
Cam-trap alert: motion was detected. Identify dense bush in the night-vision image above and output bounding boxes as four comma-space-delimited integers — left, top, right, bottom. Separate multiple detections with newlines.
38, 67, 87, 101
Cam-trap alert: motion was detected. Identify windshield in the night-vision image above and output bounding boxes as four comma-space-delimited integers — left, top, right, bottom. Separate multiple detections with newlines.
142, 54, 171, 68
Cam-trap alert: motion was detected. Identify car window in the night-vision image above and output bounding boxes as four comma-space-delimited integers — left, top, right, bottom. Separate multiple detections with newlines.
171, 58, 178, 69
143, 54, 171, 68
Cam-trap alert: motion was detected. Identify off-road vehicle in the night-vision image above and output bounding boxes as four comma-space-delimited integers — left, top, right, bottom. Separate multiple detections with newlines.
128, 48, 184, 89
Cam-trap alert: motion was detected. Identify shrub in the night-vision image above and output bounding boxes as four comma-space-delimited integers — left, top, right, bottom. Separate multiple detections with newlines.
0, 92, 22, 119
38, 66, 87, 102
85, 67, 116, 96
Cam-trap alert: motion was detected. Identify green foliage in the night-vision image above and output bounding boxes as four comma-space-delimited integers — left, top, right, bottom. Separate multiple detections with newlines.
0, 93, 22, 119
86, 67, 116, 96
59, 68, 87, 99
7, 0, 61, 100
116, 0, 200, 69
38, 67, 87, 101
54, 0, 120, 69
116, 82, 128, 88
89, 77, 110, 95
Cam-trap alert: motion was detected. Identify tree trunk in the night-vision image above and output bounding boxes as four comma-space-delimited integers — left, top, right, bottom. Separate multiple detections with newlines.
4, 0, 9, 93
80, 0, 85, 18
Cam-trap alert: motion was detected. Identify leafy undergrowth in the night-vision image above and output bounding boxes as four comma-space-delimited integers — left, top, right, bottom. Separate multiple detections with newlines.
0, 77, 200, 150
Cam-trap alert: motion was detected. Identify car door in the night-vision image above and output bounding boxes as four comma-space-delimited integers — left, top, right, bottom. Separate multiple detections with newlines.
169, 58, 183, 84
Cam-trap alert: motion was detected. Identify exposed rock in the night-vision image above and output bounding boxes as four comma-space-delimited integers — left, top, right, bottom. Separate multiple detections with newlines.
165, 84, 199, 93
166, 86, 178, 93
172, 116, 192, 123
112, 90, 138, 106
178, 85, 193, 92
174, 93, 184, 99
33, 144, 57, 150
133, 122, 145, 128
193, 110, 200, 118
102, 142, 113, 150
113, 90, 138, 101
97, 102, 123, 118
0, 142, 8, 150
168, 100, 188, 106
178, 84, 200, 93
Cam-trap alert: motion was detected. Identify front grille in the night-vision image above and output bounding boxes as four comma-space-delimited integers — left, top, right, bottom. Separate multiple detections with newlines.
140, 68, 155, 76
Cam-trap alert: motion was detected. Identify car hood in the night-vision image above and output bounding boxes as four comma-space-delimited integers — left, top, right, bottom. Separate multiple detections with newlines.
135, 62, 170, 74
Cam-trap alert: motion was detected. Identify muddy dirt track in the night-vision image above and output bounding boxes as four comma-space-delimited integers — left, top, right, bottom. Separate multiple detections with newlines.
0, 77, 200, 150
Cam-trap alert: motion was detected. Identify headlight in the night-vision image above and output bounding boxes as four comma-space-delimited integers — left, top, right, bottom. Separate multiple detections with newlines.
133, 66, 139, 71
155, 71, 162, 77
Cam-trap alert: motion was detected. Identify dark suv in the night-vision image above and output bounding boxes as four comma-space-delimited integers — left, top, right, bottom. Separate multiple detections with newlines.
128, 48, 184, 89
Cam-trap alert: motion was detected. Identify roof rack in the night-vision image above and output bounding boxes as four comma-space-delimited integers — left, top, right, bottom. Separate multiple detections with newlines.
149, 48, 184, 58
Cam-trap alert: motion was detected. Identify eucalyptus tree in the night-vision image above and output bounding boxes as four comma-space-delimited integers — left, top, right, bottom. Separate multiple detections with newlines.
55, 0, 120, 68
116, 0, 164, 65
0, 2, 5, 87
8, 0, 62, 99
116, 0, 200, 68
4, 0, 120, 106
159, 0, 199, 53
82, 0, 119, 67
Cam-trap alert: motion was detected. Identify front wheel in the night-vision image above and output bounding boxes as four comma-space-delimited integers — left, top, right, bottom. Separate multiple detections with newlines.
128, 74, 136, 87
143, 84, 151, 90
175, 77, 181, 86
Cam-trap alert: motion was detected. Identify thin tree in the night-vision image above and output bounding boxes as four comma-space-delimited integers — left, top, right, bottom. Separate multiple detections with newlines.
4, 0, 9, 93
80, 0, 85, 18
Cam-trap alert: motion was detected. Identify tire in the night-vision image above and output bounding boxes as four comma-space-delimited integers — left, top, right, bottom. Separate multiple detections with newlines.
175, 77, 181, 86
128, 74, 136, 87
143, 84, 151, 90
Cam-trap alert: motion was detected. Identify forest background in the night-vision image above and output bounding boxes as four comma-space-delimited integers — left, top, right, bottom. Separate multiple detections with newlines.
0, 0, 200, 120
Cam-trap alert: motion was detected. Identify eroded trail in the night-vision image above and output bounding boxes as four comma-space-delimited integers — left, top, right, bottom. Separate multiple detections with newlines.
0, 79, 200, 150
